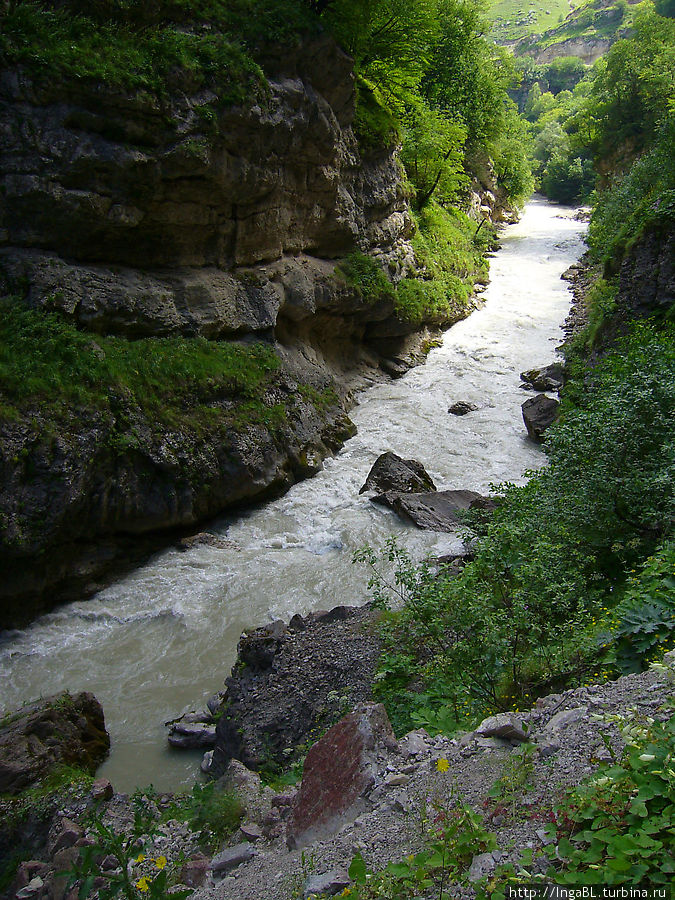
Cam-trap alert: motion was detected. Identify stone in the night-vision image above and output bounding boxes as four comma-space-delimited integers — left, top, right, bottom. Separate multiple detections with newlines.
475, 714, 528, 743
400, 730, 430, 757
286, 703, 397, 849
545, 706, 588, 732
0, 692, 109, 795
384, 773, 409, 786
239, 822, 263, 841
359, 452, 436, 495
181, 853, 211, 888
48, 817, 83, 855
304, 871, 350, 899
90, 777, 114, 802
448, 401, 478, 415
177, 533, 237, 552
167, 723, 217, 749
520, 363, 565, 392
372, 489, 493, 532
536, 827, 556, 846
522, 394, 559, 442
468, 852, 497, 882
16, 877, 44, 899
200, 750, 214, 773
210, 842, 255, 874
535, 738, 560, 758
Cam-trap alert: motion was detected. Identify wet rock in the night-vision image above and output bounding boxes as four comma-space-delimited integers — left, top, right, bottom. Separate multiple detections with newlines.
303, 870, 350, 899
210, 842, 255, 874
177, 533, 238, 552
380, 358, 410, 379
520, 363, 565, 392
372, 489, 488, 532
167, 723, 217, 750
475, 713, 528, 743
0, 692, 109, 795
522, 394, 559, 442
448, 401, 478, 415
359, 452, 436, 495
286, 703, 397, 849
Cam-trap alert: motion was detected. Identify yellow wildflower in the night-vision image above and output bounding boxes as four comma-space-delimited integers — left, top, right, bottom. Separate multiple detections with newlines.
154, 856, 167, 870
135, 854, 146, 863
136, 877, 150, 893
436, 758, 450, 773
340, 889, 352, 897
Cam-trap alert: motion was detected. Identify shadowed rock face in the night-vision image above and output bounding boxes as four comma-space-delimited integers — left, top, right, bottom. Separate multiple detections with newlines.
521, 394, 559, 443
0, 692, 109, 796
0, 37, 427, 626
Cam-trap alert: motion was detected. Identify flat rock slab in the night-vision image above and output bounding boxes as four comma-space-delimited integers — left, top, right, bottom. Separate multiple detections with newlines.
522, 394, 559, 442
372, 489, 488, 532
210, 842, 255, 874
359, 451, 436, 495
475, 713, 528, 743
286, 703, 397, 849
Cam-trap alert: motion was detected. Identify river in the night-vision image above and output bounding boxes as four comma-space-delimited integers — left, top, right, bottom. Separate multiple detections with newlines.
0, 197, 586, 793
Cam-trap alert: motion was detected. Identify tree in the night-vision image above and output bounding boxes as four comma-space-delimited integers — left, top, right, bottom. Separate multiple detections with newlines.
401, 100, 467, 208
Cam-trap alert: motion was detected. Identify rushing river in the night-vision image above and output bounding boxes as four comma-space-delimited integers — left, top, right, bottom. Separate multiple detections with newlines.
0, 197, 585, 792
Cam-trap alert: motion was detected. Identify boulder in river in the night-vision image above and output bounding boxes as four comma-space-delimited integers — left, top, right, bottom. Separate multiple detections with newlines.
359, 451, 436, 495
448, 401, 478, 416
0, 692, 109, 795
372, 489, 495, 532
522, 394, 560, 442
520, 363, 565, 392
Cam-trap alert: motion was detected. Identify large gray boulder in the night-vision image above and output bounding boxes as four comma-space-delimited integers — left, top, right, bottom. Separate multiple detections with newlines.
520, 363, 565, 392
359, 452, 436, 495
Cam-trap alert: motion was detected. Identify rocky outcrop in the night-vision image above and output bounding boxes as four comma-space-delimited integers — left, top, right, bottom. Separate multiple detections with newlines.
520, 362, 565, 392
210, 605, 381, 776
0, 692, 109, 796
612, 222, 675, 323
0, 35, 464, 627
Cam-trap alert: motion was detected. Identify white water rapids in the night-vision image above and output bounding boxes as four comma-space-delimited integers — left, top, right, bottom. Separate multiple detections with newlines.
0, 197, 586, 792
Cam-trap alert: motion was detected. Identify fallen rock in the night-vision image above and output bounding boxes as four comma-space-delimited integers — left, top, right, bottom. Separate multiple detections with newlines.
359, 451, 436, 495
286, 703, 397, 849
372, 489, 491, 532
448, 401, 478, 416
0, 692, 110, 795
520, 363, 565, 392
90, 777, 114, 803
167, 723, 217, 750
177, 532, 238, 552
240, 822, 264, 842
303, 870, 350, 899
468, 852, 497, 883
475, 714, 528, 743
181, 853, 211, 888
545, 706, 588, 732
521, 394, 559, 442
210, 842, 255, 875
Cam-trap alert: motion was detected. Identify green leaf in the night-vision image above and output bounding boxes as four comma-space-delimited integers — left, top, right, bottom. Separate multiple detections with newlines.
349, 852, 368, 884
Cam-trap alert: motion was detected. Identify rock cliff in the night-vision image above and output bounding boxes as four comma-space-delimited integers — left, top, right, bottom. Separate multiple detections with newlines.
0, 38, 462, 627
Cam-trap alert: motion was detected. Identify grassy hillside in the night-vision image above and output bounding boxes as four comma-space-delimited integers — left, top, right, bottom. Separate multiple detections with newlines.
486, 0, 574, 44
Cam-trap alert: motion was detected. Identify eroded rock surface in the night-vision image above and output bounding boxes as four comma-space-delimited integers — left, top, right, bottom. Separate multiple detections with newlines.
0, 692, 109, 796
359, 452, 436, 496
372, 488, 493, 532
521, 394, 559, 442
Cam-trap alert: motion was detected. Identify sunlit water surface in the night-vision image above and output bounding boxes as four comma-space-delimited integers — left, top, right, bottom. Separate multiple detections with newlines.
0, 198, 585, 791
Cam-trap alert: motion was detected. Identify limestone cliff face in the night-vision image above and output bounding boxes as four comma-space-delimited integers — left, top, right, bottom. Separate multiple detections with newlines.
0, 38, 433, 627
0, 38, 413, 340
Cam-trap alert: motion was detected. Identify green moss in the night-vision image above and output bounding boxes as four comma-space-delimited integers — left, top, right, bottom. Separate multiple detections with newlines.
353, 76, 401, 152
0, 298, 282, 431
0, 0, 318, 103
335, 251, 396, 303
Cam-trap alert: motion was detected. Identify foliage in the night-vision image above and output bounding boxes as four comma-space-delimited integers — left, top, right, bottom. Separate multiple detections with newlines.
401, 99, 467, 209
547, 706, 675, 885
488, 744, 536, 819
587, 118, 675, 266
359, 321, 675, 733
572, 276, 617, 350
164, 781, 243, 849
335, 253, 395, 303
614, 541, 675, 674
0, 299, 282, 429
67, 789, 191, 900
345, 792, 496, 899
